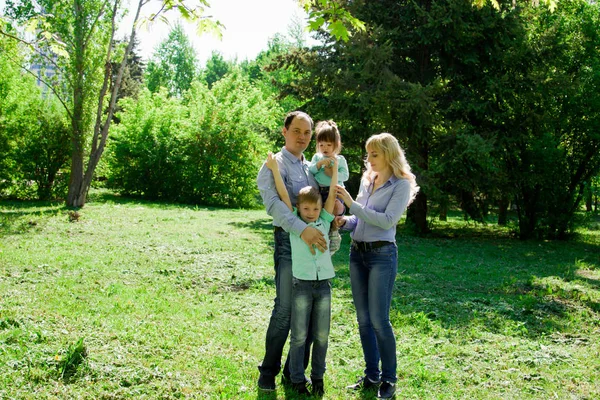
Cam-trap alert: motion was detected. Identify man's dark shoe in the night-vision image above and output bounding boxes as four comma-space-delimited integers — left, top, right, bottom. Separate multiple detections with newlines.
346, 376, 380, 391
311, 378, 325, 396
257, 374, 275, 391
377, 381, 396, 399
291, 382, 311, 395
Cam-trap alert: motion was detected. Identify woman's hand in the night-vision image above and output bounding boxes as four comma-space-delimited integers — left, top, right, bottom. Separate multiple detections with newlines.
335, 184, 353, 207
265, 152, 278, 172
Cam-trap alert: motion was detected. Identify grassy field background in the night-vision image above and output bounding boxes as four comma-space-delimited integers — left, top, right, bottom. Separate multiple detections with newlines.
1, 190, 599, 399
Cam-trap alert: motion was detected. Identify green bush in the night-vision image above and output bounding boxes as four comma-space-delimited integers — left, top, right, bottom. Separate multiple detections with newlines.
0, 40, 71, 200
107, 70, 281, 208
107, 88, 191, 199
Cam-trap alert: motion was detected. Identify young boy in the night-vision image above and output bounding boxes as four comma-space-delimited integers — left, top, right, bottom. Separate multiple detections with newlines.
265, 152, 338, 396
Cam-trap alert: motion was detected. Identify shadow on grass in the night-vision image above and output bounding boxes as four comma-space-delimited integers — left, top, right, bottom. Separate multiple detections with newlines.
331, 226, 600, 339
0, 199, 66, 236
87, 189, 234, 213
229, 219, 274, 235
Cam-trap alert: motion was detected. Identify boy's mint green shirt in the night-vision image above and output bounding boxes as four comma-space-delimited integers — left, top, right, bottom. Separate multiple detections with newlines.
309, 153, 349, 187
290, 208, 335, 281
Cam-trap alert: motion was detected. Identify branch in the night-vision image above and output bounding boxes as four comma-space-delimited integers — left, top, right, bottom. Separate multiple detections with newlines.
83, 0, 111, 50
4, 54, 73, 121
91, 0, 119, 155
0, 29, 64, 74
150, 3, 168, 21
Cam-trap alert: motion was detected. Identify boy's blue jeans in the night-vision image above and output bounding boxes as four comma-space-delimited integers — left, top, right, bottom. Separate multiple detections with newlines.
289, 278, 331, 383
258, 228, 311, 378
349, 242, 398, 384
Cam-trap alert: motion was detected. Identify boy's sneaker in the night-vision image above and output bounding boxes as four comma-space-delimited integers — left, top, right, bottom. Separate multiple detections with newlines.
377, 381, 396, 399
257, 374, 275, 391
346, 376, 380, 391
291, 381, 310, 395
329, 230, 342, 254
311, 378, 325, 396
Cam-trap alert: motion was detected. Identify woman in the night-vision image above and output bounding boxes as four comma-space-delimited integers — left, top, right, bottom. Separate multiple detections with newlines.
335, 133, 419, 399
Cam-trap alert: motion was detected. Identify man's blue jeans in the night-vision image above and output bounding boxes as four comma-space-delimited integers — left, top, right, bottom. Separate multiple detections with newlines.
289, 278, 331, 383
258, 228, 311, 378
349, 242, 398, 384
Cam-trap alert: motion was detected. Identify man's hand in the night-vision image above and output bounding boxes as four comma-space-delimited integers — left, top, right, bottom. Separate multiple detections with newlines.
300, 226, 327, 255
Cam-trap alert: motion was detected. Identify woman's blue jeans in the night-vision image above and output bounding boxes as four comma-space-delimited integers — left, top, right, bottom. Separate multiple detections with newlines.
349, 242, 398, 383
289, 278, 331, 383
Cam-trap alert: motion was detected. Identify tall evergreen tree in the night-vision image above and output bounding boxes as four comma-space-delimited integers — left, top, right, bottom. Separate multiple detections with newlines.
146, 23, 198, 97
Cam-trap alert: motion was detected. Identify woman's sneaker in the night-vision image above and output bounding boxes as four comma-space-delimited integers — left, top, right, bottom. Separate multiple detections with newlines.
346, 376, 380, 391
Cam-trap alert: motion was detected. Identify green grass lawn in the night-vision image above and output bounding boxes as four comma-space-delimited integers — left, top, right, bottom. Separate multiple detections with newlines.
1, 191, 599, 399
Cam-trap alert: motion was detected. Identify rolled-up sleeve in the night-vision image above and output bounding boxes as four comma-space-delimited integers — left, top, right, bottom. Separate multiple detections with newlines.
257, 163, 308, 236
309, 154, 321, 175
337, 156, 350, 184
342, 214, 358, 232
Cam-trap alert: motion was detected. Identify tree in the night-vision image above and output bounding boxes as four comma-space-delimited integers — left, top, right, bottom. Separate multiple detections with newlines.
293, 0, 599, 239
107, 69, 280, 208
0, 32, 71, 200
146, 23, 198, 96
1, 0, 363, 208
202, 51, 230, 89
2, 0, 218, 207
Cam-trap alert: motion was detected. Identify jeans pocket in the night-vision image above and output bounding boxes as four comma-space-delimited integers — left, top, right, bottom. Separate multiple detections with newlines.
373, 244, 397, 257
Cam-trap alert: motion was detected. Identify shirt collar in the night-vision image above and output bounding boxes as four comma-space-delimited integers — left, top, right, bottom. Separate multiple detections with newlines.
373, 173, 399, 189
282, 147, 304, 164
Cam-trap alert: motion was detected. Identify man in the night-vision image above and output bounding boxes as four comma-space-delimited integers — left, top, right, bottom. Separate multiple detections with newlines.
256, 111, 328, 391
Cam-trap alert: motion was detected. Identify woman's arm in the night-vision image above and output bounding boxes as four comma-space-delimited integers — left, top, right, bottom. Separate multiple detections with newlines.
265, 152, 293, 212
349, 180, 412, 230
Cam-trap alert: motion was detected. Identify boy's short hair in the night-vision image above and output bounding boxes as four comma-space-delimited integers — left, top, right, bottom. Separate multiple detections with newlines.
297, 186, 321, 206
315, 120, 341, 152
284, 111, 314, 130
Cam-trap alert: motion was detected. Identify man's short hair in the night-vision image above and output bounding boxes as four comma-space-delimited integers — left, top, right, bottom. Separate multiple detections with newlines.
284, 111, 314, 130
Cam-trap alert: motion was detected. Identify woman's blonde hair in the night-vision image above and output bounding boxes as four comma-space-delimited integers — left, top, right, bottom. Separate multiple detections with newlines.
363, 133, 419, 204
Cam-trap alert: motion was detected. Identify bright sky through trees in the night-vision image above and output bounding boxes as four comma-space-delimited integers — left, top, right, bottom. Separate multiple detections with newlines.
130, 0, 310, 64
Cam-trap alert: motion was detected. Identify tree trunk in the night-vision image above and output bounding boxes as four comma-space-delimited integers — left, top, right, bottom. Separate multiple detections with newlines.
66, 0, 87, 208
407, 190, 429, 234
65, 0, 142, 208
497, 196, 509, 226
438, 195, 448, 221
516, 189, 539, 240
